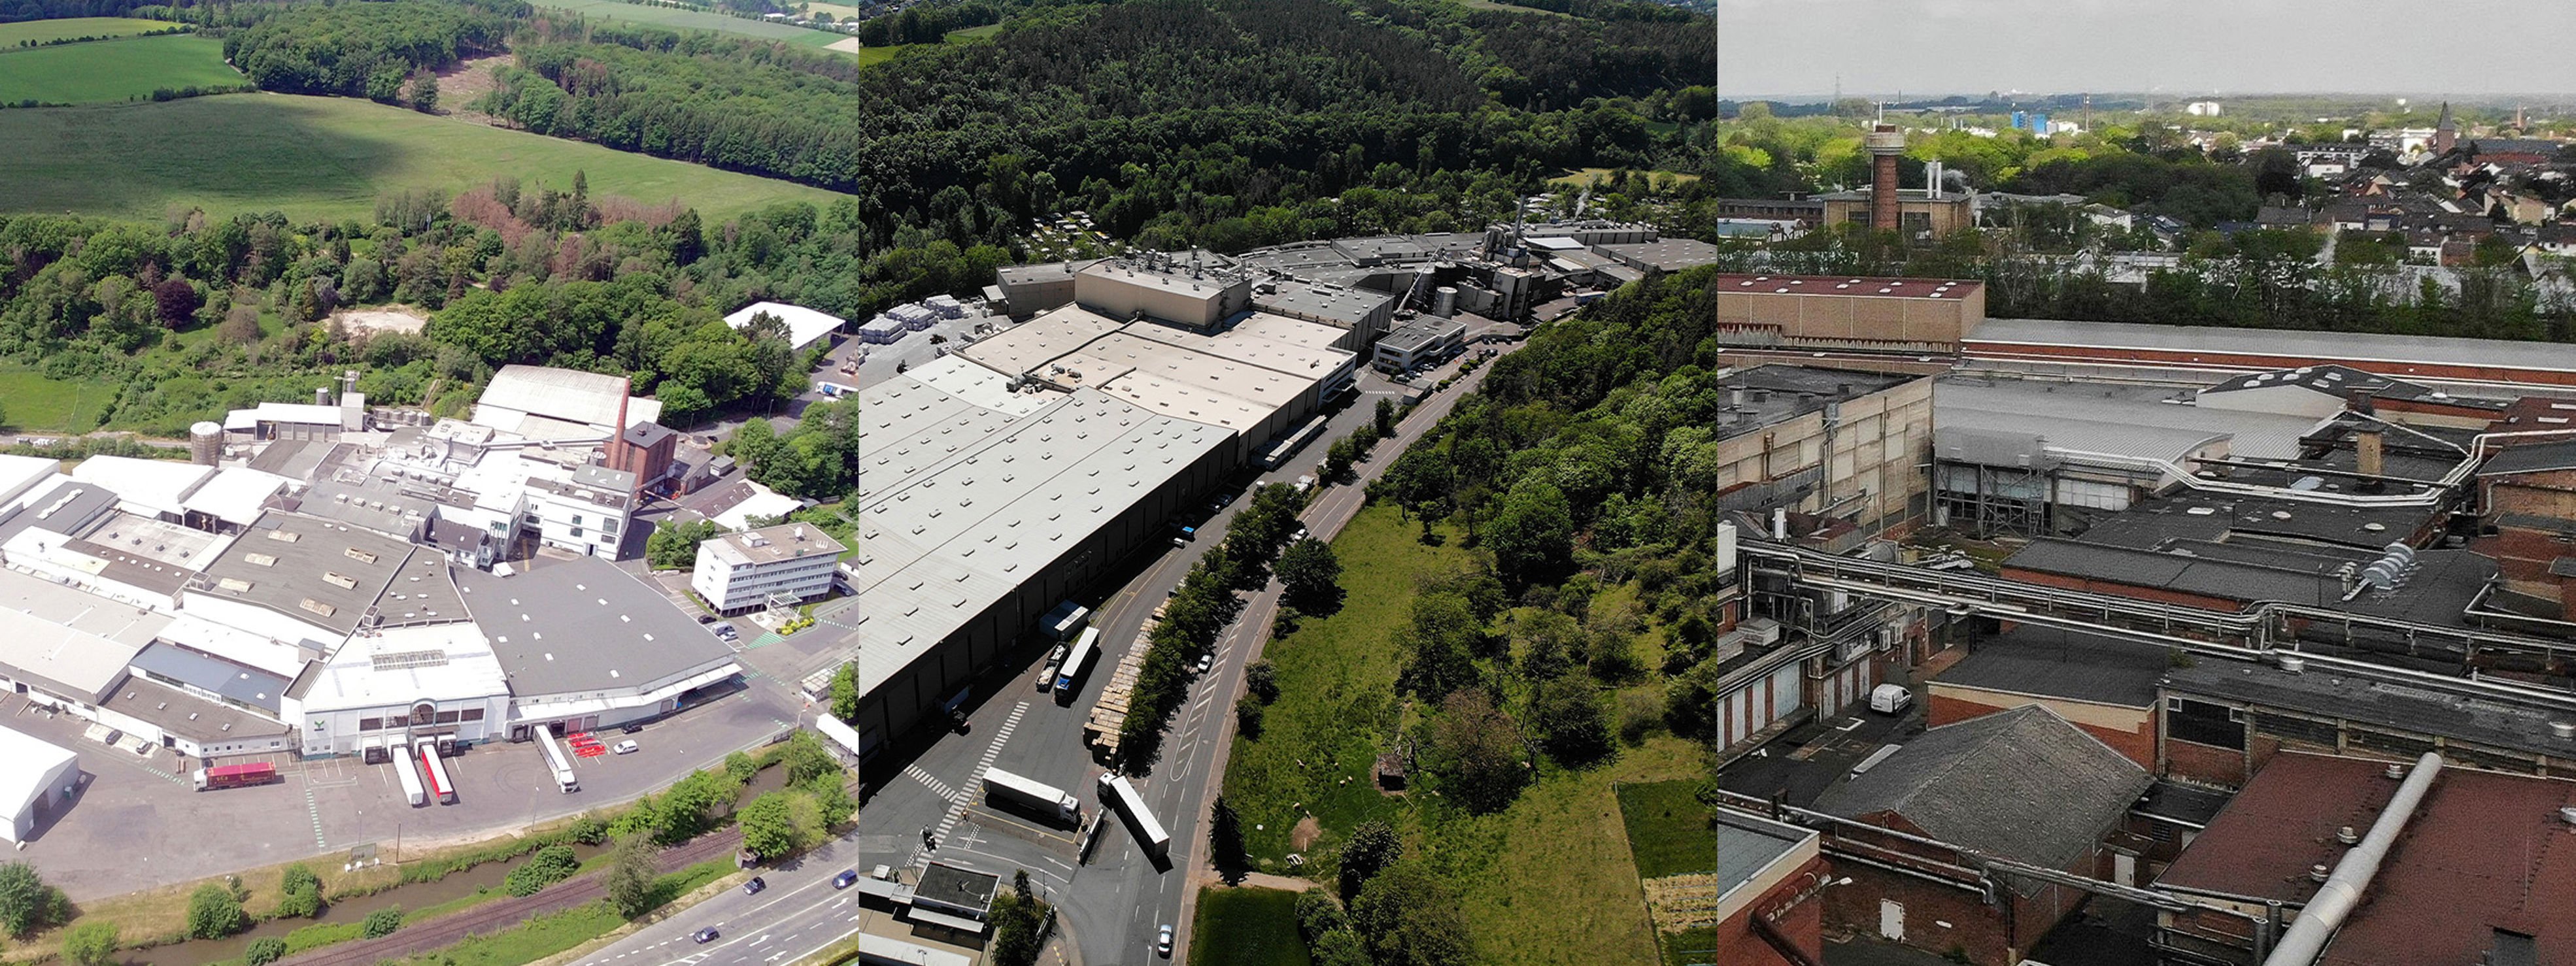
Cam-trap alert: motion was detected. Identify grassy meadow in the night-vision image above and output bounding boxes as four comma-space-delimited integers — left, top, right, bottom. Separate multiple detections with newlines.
0, 93, 848, 222
1191, 887, 1313, 966
0, 33, 241, 105
1216, 502, 1697, 966
0, 16, 181, 44
526, 0, 845, 46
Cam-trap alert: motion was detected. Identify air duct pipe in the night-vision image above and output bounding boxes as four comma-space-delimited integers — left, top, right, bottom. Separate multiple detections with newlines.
2260, 752, 2443, 966
2045, 426, 2576, 510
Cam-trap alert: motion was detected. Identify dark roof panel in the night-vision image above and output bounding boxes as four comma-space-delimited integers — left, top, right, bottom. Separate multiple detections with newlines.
1813, 705, 2152, 870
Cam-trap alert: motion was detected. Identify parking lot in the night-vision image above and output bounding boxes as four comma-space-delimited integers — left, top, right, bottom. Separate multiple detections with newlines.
8, 680, 802, 901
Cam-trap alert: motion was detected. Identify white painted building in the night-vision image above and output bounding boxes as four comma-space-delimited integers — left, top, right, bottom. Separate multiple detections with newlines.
294, 622, 510, 758
525, 464, 634, 559
692, 524, 845, 614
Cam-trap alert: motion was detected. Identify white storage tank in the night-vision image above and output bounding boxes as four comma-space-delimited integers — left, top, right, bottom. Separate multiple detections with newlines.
1432, 286, 1458, 318
189, 421, 224, 466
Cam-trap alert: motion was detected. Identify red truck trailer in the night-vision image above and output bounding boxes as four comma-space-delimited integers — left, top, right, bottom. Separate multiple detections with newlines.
193, 762, 281, 791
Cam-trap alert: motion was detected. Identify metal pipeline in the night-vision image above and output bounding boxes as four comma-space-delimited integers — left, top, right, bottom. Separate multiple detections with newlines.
2260, 752, 2443, 966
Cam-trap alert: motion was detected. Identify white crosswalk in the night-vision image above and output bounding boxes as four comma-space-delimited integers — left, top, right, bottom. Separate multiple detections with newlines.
908, 701, 1028, 867
901, 763, 955, 801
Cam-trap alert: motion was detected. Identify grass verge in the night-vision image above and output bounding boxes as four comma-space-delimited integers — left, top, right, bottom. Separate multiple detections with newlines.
1190, 887, 1312, 966
384, 859, 734, 966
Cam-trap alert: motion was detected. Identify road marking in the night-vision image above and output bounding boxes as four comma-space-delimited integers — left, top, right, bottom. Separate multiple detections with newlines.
305, 785, 327, 848
913, 701, 1028, 866
902, 763, 956, 800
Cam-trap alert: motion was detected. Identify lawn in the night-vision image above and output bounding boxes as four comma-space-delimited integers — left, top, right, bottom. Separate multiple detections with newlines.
1191, 887, 1312, 966
0, 16, 181, 44
1615, 779, 1718, 879
0, 93, 849, 222
1221, 501, 1466, 861
526, 0, 845, 46
0, 34, 242, 105
385, 859, 733, 966
1216, 501, 1701, 966
0, 365, 109, 434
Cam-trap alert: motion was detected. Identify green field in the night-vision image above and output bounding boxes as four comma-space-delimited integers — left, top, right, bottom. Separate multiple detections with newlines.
0, 93, 849, 222
1191, 888, 1313, 966
0, 34, 242, 105
0, 16, 181, 44
528, 0, 846, 46
0, 365, 109, 434
1615, 780, 1718, 879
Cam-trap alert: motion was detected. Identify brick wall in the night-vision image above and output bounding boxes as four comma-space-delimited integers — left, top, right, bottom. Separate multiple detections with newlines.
2163, 736, 2249, 787
1711, 855, 1830, 966
1928, 691, 2156, 769
1822, 861, 2015, 965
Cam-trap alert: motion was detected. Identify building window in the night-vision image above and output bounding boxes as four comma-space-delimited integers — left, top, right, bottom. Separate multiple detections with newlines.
2166, 697, 2245, 749
570, 527, 585, 539
462, 708, 484, 722
411, 702, 436, 726
572, 514, 585, 526
435, 710, 460, 724
359, 717, 382, 731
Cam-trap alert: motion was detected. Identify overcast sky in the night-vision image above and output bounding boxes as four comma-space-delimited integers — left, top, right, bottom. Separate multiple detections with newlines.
1713, 0, 2576, 98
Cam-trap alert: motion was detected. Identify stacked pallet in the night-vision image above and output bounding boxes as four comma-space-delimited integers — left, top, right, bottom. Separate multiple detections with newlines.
1083, 603, 1166, 758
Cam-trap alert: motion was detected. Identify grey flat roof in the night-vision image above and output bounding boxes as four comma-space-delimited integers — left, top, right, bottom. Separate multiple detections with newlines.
1378, 318, 1467, 353
1933, 625, 2172, 708
101, 675, 291, 744
458, 555, 734, 699
1969, 317, 2576, 376
914, 863, 998, 914
188, 511, 438, 636
1253, 279, 1395, 328
0, 480, 117, 545
1937, 377, 2321, 461
1597, 238, 1729, 272
1708, 808, 1816, 895
130, 642, 290, 713
1709, 365, 1918, 442
2163, 658, 2576, 760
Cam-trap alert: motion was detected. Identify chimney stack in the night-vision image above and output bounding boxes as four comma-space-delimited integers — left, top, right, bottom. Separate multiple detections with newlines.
2356, 427, 2384, 479
1867, 124, 1906, 233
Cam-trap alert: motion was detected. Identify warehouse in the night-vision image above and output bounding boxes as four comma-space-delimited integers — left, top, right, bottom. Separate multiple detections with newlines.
845, 366, 1236, 756
460, 556, 741, 737
0, 727, 79, 844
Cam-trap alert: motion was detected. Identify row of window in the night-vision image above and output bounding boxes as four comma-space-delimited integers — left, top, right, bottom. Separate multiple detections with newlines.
354, 708, 485, 731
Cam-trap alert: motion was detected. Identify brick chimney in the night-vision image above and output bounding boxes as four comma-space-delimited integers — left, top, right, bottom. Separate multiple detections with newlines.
1866, 124, 1906, 233
2355, 426, 2384, 479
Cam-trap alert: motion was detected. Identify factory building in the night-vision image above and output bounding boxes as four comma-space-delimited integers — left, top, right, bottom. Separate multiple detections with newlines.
1711, 274, 1986, 354
693, 523, 847, 614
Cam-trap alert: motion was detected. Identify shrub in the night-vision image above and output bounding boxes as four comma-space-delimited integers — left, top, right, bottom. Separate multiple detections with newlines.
503, 845, 581, 897
245, 936, 288, 965
275, 863, 324, 918
186, 882, 248, 939
362, 907, 403, 938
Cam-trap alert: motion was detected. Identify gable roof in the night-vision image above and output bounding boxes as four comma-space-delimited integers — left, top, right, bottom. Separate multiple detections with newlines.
1814, 705, 2152, 870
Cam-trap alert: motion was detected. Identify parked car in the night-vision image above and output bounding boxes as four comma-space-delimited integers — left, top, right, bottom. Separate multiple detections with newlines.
833, 869, 860, 890
1294, 475, 1315, 494
743, 876, 766, 895
1868, 684, 1913, 715
1290, 526, 1310, 543
692, 927, 720, 944
1157, 924, 1174, 957
696, 614, 716, 624
1196, 652, 1213, 673
613, 740, 640, 755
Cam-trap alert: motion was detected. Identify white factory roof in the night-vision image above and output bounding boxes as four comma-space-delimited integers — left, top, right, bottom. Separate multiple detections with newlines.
726, 301, 847, 352
1119, 318, 1351, 378
0, 565, 171, 702
69, 456, 215, 519
1230, 312, 1357, 351
710, 480, 802, 531
1936, 378, 2327, 463
475, 365, 660, 433
180, 468, 292, 527
956, 305, 1127, 377
0, 454, 61, 509
851, 389, 1232, 693
300, 622, 509, 711
898, 355, 1057, 418
0, 727, 76, 832
702, 523, 846, 568
856, 378, 1038, 505
155, 612, 313, 679
1969, 317, 2576, 377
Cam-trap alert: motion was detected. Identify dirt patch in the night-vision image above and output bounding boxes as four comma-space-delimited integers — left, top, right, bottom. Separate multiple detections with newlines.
331, 305, 430, 337
435, 54, 513, 125
824, 36, 862, 53
1289, 815, 1322, 852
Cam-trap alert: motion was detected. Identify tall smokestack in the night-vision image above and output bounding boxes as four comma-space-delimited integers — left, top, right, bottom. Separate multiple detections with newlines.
1867, 123, 1905, 234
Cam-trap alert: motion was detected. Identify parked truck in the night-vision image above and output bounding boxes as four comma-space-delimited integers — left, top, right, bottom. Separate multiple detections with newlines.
981, 767, 1081, 826
192, 762, 281, 791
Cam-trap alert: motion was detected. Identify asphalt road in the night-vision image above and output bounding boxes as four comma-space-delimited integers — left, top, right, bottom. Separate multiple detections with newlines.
566, 832, 891, 966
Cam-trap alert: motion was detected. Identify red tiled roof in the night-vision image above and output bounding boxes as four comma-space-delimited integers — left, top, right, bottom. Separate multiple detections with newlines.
1710, 274, 1982, 301
2156, 753, 2576, 965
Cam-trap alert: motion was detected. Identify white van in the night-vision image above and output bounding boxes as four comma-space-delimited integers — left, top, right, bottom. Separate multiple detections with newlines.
1868, 683, 1912, 714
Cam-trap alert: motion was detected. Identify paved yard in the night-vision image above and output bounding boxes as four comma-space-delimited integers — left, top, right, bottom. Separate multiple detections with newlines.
8, 680, 800, 901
